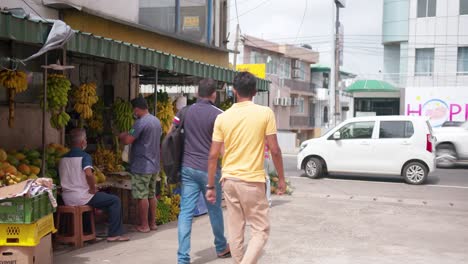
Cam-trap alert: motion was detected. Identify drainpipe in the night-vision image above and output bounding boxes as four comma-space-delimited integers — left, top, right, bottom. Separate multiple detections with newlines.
207, 0, 213, 45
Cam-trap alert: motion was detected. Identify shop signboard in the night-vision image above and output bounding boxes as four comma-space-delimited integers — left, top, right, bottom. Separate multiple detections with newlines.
405, 87, 468, 127
236, 64, 266, 79
183, 16, 200, 31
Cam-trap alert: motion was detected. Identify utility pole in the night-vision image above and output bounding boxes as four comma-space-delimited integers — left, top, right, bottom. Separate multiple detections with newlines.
330, 0, 345, 126
232, 24, 241, 69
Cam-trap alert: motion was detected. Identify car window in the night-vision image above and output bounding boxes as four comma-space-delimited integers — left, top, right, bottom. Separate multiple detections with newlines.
379, 121, 414, 138
337, 121, 375, 139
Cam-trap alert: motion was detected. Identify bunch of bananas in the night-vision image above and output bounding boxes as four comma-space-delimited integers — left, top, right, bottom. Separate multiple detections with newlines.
50, 111, 71, 129
219, 97, 234, 111
44, 74, 71, 111
88, 114, 104, 134
113, 98, 134, 132
157, 99, 175, 134
42, 74, 72, 129
0, 69, 28, 92
73, 82, 99, 119
0, 69, 28, 128
92, 144, 120, 173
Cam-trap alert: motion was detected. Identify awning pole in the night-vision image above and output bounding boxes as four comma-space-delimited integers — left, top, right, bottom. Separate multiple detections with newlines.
41, 53, 48, 178
154, 68, 158, 115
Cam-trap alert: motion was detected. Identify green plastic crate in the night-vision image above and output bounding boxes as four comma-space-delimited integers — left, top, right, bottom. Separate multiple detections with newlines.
0, 188, 57, 224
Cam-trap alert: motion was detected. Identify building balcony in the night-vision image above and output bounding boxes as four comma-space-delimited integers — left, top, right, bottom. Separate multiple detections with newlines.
286, 79, 316, 94
315, 87, 329, 101
290, 116, 315, 128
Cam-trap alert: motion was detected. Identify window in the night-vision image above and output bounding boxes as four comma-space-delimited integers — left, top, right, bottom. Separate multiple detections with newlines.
415, 48, 434, 76
266, 55, 278, 75
457, 47, 468, 75
298, 62, 306, 80
296, 97, 305, 113
179, 0, 208, 42
379, 121, 414, 139
139, 0, 177, 32
461, 0, 468, 15
417, 0, 436, 17
280, 58, 291, 79
335, 122, 375, 140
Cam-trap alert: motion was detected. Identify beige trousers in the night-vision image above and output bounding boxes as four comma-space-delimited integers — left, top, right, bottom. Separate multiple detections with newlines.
223, 179, 270, 264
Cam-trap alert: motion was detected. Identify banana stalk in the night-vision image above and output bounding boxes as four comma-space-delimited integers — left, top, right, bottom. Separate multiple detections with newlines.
8, 89, 15, 128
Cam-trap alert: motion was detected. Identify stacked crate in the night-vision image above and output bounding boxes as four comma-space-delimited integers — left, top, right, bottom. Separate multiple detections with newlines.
0, 188, 57, 264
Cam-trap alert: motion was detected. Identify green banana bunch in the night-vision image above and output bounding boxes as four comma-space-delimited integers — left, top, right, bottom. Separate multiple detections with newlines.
50, 111, 70, 129
113, 98, 134, 132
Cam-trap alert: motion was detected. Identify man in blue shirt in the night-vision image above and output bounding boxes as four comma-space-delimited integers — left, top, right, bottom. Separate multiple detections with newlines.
120, 96, 162, 233
175, 79, 230, 264
59, 128, 129, 242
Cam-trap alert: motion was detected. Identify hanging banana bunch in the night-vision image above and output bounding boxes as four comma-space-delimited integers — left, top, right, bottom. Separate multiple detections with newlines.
113, 98, 134, 132
73, 82, 99, 119
41, 74, 71, 129
0, 69, 28, 128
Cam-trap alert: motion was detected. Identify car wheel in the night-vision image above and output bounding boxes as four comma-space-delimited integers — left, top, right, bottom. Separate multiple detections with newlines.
436, 144, 457, 168
304, 157, 323, 178
403, 162, 428, 185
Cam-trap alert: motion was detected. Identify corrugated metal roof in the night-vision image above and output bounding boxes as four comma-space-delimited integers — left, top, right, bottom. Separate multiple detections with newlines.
0, 12, 269, 91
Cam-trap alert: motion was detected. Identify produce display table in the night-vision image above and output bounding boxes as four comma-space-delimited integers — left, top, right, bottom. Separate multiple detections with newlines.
97, 172, 138, 225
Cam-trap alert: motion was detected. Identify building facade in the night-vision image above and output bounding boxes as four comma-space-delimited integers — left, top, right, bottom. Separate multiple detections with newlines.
240, 36, 319, 144
310, 65, 355, 135
383, 0, 468, 126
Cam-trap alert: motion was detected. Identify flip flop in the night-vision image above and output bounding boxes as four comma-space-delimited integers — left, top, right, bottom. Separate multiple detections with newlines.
107, 236, 130, 242
150, 225, 158, 231
130, 226, 151, 233
217, 250, 231, 258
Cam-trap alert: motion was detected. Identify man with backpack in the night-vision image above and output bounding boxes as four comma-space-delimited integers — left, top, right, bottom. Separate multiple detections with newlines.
174, 79, 230, 264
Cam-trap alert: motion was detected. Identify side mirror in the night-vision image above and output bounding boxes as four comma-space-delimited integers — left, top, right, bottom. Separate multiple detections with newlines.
333, 131, 341, 140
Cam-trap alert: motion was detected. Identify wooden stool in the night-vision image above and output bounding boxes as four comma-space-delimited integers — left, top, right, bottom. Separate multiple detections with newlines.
55, 205, 96, 248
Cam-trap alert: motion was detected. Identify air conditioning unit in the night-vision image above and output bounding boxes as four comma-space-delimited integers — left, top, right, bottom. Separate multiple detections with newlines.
273, 98, 281, 106
292, 69, 301, 79
292, 59, 301, 69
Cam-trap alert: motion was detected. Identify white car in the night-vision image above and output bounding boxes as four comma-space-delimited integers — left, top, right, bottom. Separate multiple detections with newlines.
434, 121, 468, 167
297, 116, 436, 185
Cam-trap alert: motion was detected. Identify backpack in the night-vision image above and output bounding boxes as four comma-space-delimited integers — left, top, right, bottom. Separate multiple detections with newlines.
161, 106, 191, 184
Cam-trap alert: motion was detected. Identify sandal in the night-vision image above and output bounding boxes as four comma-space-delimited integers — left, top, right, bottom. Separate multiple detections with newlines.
217, 247, 231, 259
133, 226, 151, 233
107, 236, 130, 242
150, 225, 158, 231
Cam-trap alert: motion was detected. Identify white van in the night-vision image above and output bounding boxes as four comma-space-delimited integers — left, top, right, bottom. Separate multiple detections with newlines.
297, 116, 436, 184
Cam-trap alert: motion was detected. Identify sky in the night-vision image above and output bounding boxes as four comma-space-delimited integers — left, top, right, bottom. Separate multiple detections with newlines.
228, 0, 384, 78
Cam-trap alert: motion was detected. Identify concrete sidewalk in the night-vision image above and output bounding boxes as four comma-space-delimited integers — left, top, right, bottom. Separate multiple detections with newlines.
54, 177, 468, 264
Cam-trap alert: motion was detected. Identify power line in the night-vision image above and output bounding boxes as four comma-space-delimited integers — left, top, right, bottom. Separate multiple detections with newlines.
234, 0, 240, 25
294, 0, 308, 44
229, 0, 272, 22
20, 0, 46, 21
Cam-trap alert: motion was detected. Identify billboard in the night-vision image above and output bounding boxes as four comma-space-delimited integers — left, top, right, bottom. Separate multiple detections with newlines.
236, 64, 266, 79
405, 87, 468, 127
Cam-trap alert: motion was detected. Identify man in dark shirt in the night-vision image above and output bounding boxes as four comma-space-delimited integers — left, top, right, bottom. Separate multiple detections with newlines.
176, 79, 230, 264
120, 96, 162, 233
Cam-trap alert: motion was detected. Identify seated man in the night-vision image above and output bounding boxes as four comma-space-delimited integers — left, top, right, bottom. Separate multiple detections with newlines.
59, 128, 129, 242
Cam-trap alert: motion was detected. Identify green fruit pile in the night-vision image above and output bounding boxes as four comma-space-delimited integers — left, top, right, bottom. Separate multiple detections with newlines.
113, 98, 134, 132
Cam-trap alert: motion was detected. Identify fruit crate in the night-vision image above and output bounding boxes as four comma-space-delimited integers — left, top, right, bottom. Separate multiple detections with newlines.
0, 213, 56, 247
0, 188, 57, 224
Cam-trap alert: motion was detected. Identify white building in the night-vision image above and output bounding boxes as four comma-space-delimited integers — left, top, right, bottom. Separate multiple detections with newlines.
383, 0, 468, 126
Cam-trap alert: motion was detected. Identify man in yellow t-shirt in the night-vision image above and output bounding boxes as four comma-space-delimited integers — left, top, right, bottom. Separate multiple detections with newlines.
206, 72, 286, 264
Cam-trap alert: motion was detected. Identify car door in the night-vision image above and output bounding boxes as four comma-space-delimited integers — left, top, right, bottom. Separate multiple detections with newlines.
373, 120, 415, 174
326, 121, 377, 173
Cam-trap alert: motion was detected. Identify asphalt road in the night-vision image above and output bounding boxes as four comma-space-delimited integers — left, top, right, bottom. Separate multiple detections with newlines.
282, 154, 468, 187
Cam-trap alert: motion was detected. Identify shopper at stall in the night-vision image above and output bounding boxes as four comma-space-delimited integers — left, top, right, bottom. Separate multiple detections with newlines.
119, 96, 162, 233
59, 128, 129, 242
175, 78, 230, 264
206, 72, 286, 264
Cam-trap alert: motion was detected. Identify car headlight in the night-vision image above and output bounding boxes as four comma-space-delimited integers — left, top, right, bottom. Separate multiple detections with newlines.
300, 143, 308, 152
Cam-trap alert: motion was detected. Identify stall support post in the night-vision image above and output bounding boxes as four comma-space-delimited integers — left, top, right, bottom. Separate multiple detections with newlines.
154, 69, 158, 116
41, 53, 48, 178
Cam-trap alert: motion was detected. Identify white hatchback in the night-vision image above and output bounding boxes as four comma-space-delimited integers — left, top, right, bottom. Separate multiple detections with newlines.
297, 116, 436, 185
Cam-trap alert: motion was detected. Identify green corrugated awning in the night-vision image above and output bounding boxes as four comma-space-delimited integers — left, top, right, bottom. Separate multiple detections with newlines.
346, 80, 397, 93
0, 12, 269, 91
